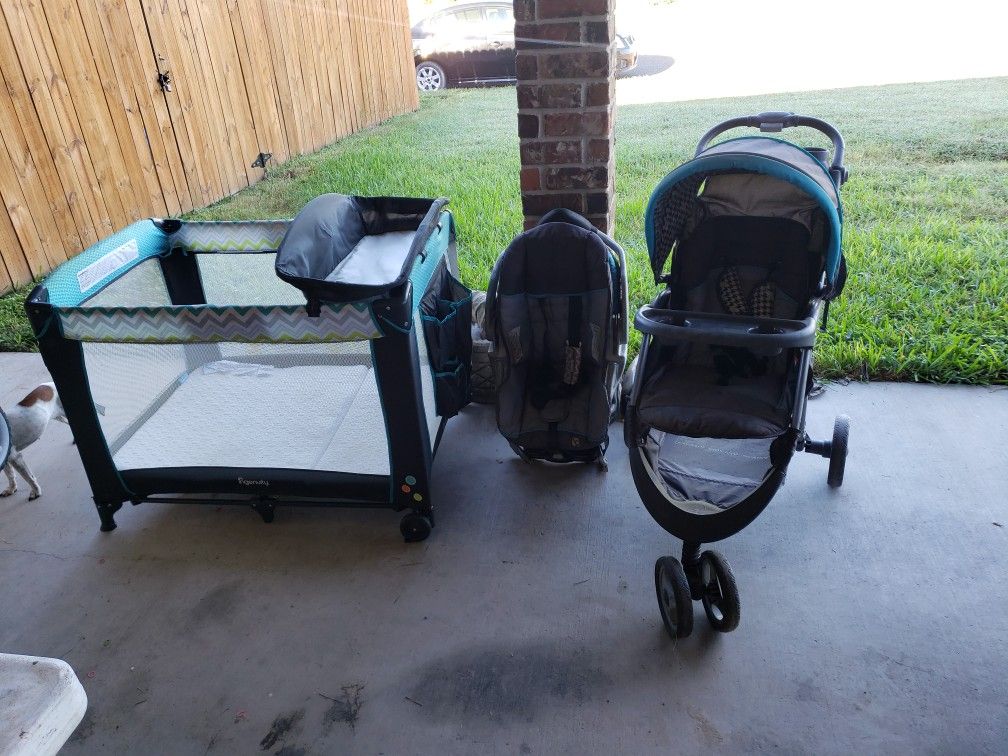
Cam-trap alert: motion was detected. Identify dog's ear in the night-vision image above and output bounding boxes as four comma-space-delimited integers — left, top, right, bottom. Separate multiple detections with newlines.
19, 385, 55, 407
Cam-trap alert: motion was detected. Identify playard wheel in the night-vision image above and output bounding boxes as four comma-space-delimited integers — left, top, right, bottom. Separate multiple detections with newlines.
827, 414, 850, 488
655, 556, 694, 638
400, 512, 433, 543
698, 550, 740, 633
253, 500, 275, 524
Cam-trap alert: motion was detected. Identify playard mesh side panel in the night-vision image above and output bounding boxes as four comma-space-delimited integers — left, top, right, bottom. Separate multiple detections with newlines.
47, 216, 457, 480
83, 340, 390, 475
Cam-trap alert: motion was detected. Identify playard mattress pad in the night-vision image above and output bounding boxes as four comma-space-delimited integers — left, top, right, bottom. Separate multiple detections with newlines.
111, 362, 389, 475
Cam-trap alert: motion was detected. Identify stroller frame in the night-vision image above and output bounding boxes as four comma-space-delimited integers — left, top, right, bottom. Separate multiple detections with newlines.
624, 112, 851, 637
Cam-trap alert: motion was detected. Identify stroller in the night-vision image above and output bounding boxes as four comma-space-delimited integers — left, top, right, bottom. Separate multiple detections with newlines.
623, 113, 850, 637
485, 209, 628, 466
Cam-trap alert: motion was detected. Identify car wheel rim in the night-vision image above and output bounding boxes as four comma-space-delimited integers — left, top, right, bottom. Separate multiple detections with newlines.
417, 67, 442, 91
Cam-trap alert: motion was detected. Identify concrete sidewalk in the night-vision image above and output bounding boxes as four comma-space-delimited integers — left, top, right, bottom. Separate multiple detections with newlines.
1, 352, 1005, 753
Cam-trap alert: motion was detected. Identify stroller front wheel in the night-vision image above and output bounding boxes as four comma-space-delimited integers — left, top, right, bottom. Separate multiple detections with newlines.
827, 414, 850, 488
655, 556, 694, 639
698, 550, 741, 632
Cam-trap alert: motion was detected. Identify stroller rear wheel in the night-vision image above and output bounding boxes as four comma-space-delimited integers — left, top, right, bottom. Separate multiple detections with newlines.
827, 414, 850, 488
698, 550, 741, 632
655, 556, 693, 638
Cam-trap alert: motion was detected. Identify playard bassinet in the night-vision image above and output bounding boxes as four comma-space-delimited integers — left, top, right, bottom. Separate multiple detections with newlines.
26, 195, 470, 541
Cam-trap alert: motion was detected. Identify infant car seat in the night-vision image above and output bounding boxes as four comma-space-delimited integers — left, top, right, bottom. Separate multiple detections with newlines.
485, 209, 627, 466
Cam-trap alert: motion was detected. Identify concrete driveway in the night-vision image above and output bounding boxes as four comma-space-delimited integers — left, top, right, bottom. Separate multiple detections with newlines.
1, 352, 1006, 753
616, 0, 1008, 104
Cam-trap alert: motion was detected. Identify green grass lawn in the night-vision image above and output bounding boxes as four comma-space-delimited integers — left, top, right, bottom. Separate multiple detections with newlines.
3, 77, 1006, 383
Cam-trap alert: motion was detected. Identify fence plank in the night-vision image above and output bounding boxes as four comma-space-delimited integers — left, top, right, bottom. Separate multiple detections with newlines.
227, 0, 289, 164
76, 0, 170, 220
42, 0, 143, 231
0, 11, 79, 269
93, 0, 188, 217
0, 0, 418, 293
1, 0, 113, 244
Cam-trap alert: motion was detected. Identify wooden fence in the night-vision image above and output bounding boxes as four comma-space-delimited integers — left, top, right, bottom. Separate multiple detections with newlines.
0, 0, 419, 293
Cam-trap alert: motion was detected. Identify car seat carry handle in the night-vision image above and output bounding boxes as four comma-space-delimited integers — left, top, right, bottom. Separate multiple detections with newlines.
695, 112, 847, 186
635, 306, 818, 350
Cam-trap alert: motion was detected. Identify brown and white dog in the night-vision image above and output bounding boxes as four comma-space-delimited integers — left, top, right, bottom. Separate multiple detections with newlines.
2, 383, 67, 501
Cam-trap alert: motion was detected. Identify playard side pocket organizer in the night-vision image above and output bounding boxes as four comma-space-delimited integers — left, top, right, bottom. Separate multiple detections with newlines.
418, 263, 472, 418
27, 194, 470, 541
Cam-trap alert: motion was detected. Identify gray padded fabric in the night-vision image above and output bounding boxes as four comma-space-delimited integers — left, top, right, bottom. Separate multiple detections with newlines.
496, 290, 612, 446
637, 363, 788, 439
655, 432, 774, 510
700, 137, 839, 205
691, 173, 821, 235
325, 231, 416, 286
490, 220, 619, 454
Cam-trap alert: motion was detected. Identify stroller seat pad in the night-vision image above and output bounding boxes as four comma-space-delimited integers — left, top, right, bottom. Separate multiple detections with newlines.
637, 365, 787, 439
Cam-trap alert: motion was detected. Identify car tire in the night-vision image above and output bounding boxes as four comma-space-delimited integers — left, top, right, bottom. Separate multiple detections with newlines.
416, 61, 447, 91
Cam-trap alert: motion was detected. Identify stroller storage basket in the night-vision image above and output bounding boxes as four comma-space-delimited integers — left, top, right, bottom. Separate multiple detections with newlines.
26, 195, 469, 540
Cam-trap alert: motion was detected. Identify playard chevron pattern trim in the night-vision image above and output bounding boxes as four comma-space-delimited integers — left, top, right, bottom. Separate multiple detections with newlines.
170, 221, 291, 253
57, 302, 382, 344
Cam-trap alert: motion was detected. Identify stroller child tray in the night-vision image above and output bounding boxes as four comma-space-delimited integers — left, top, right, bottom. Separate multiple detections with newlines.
635, 306, 817, 349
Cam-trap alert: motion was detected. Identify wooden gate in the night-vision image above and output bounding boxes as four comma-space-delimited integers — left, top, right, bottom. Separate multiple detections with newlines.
0, 0, 418, 293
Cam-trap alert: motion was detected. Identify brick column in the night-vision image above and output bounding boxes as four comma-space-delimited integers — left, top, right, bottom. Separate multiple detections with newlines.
514, 0, 615, 233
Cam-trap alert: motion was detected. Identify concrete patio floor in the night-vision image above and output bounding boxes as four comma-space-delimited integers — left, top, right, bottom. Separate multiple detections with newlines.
1, 353, 1006, 754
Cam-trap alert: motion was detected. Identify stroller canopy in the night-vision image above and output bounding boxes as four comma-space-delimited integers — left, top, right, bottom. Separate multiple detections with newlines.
645, 136, 843, 286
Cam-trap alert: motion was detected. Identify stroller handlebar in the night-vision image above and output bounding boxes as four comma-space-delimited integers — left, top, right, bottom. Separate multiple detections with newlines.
695, 112, 848, 186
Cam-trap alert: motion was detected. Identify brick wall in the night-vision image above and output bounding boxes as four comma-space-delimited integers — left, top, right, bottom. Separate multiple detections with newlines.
514, 0, 616, 233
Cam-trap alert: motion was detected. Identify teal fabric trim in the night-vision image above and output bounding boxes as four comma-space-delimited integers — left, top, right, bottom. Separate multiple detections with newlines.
420, 294, 470, 326
433, 361, 464, 379
645, 152, 843, 282
44, 220, 168, 307
705, 135, 839, 190
408, 211, 452, 311
378, 315, 413, 334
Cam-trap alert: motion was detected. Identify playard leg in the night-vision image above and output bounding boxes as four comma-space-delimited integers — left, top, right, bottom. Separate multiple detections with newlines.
252, 499, 275, 524
96, 501, 122, 532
